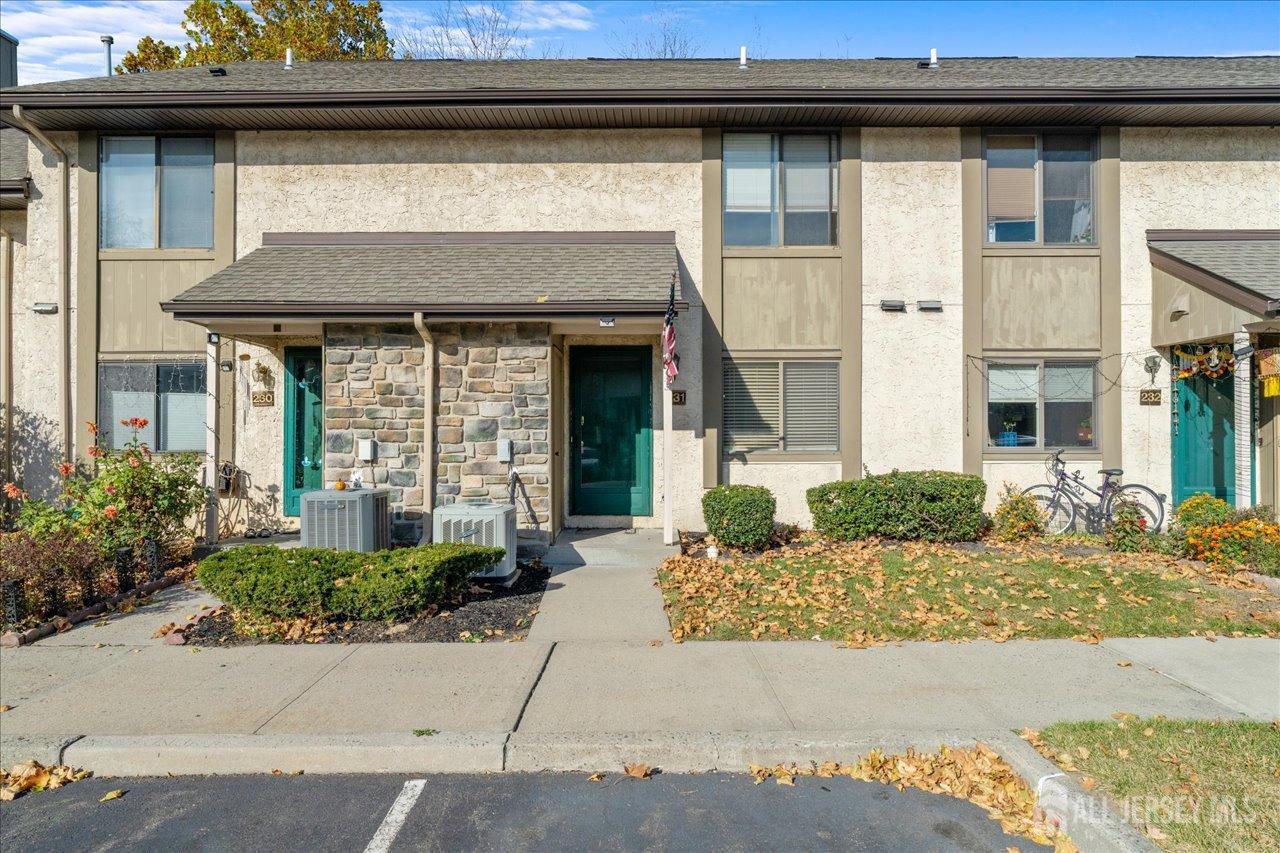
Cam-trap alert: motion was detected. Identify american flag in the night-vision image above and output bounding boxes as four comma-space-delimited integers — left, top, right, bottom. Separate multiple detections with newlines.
662, 272, 679, 388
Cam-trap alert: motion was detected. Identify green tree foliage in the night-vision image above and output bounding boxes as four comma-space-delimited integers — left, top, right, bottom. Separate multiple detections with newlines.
117, 0, 393, 73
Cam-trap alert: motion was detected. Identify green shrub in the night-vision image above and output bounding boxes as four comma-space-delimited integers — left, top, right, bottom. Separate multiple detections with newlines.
702, 485, 776, 550
1173, 494, 1233, 530
196, 543, 505, 622
991, 483, 1045, 542
1107, 499, 1150, 553
806, 471, 986, 542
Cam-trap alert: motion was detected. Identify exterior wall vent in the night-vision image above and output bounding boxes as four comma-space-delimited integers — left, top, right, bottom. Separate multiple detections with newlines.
300, 488, 392, 552
433, 502, 519, 586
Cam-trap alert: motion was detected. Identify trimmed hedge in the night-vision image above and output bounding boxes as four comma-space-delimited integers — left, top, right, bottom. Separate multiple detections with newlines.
702, 484, 776, 550
806, 471, 986, 542
196, 543, 505, 622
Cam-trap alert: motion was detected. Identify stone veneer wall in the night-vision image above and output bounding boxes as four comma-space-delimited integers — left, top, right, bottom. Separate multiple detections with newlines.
435, 323, 552, 546
324, 324, 426, 542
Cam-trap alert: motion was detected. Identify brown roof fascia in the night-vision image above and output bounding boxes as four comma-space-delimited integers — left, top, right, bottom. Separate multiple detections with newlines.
1147, 245, 1279, 317
261, 231, 676, 246
162, 299, 688, 317
1146, 229, 1280, 241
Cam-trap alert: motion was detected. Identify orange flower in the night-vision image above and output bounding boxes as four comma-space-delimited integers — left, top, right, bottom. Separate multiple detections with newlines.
87, 445, 104, 458
123, 417, 150, 430
128, 455, 142, 468
86, 421, 100, 436
103, 505, 119, 521
57, 461, 75, 478
2, 482, 26, 500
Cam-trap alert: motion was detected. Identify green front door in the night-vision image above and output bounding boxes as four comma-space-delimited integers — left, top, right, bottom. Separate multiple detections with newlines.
283, 347, 324, 517
570, 346, 653, 516
1172, 373, 1235, 507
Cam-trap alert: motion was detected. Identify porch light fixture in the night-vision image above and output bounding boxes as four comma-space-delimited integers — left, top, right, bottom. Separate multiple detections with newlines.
917, 300, 943, 312
219, 360, 234, 373
31, 302, 58, 314
207, 332, 220, 344
599, 316, 616, 327
879, 300, 906, 312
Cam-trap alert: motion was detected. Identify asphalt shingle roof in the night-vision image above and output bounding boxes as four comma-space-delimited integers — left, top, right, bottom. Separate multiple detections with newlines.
5, 56, 1278, 96
1149, 234, 1280, 300
164, 233, 678, 313
0, 127, 27, 182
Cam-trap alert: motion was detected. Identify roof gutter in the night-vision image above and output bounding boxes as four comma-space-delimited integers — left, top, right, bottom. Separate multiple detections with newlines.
10, 104, 72, 465
413, 313, 435, 543
162, 300, 687, 320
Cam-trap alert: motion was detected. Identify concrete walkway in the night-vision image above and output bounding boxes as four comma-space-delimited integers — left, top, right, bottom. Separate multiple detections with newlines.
527, 529, 675, 642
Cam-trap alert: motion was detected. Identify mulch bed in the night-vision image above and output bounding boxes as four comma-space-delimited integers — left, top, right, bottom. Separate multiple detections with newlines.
183, 562, 550, 646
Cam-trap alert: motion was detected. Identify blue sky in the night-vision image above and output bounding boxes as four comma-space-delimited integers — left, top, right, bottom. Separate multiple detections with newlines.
2, 0, 1278, 84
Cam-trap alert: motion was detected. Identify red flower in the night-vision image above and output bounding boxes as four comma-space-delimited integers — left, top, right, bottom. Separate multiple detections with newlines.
88, 445, 104, 458
57, 461, 75, 478
103, 505, 119, 521
105, 485, 117, 495
128, 455, 142, 468
86, 421, 100, 436
122, 417, 150, 430
2, 482, 26, 500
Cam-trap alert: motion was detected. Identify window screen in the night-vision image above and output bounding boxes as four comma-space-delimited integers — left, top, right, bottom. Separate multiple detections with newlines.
723, 133, 778, 247
782, 135, 836, 246
783, 362, 839, 451
1042, 134, 1094, 245
100, 137, 156, 249
159, 137, 215, 249
157, 363, 208, 451
100, 136, 214, 250
724, 361, 780, 451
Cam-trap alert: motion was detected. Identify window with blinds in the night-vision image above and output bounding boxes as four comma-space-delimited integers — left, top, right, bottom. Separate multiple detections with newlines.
984, 132, 1096, 246
723, 132, 837, 247
723, 360, 839, 454
986, 360, 1097, 450
100, 135, 214, 250
98, 361, 207, 452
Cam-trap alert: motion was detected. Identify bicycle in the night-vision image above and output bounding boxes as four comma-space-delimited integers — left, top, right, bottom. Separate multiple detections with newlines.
1022, 450, 1166, 535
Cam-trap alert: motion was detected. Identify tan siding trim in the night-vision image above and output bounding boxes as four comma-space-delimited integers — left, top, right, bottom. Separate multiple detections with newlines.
960, 129, 984, 475
75, 132, 98, 462
839, 126, 861, 480
701, 128, 722, 487
1099, 127, 1122, 470
214, 130, 235, 463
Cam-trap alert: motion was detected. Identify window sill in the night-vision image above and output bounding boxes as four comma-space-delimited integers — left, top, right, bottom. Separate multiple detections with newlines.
981, 245, 1100, 257
99, 248, 216, 261
983, 450, 1101, 461
725, 452, 840, 464
722, 246, 842, 258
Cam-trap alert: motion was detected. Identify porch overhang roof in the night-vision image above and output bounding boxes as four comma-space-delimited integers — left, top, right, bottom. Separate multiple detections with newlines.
162, 231, 686, 322
1147, 230, 1280, 318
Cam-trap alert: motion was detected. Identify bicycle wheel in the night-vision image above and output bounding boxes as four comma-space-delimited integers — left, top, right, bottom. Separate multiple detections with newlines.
1022, 484, 1077, 535
1105, 484, 1166, 532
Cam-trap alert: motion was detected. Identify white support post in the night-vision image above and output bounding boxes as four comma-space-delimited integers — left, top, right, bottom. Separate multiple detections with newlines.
662, 378, 675, 546
204, 333, 220, 544
1234, 329, 1252, 509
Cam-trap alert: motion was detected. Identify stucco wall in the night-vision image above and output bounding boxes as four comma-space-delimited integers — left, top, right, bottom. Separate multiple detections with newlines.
725, 460, 841, 527
233, 128, 706, 532
8, 132, 80, 498
1119, 127, 1280, 501
860, 127, 965, 474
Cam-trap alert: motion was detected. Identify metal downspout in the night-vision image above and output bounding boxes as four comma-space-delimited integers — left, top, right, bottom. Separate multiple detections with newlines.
10, 105, 71, 464
0, 225, 12, 485
413, 312, 435, 543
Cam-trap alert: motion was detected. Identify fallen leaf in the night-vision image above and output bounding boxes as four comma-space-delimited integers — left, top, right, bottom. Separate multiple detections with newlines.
99, 789, 125, 802
1081, 777, 1097, 791
623, 763, 652, 779
0, 705, 11, 713
647, 639, 662, 647
587, 772, 605, 782
1116, 660, 1132, 667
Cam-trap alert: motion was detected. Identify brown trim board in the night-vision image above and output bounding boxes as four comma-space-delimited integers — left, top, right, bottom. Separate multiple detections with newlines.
1148, 246, 1279, 317
1147, 229, 1280, 242
263, 231, 677, 247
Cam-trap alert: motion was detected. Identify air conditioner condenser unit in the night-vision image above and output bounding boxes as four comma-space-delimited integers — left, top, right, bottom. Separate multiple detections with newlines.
300, 488, 392, 552
432, 502, 519, 586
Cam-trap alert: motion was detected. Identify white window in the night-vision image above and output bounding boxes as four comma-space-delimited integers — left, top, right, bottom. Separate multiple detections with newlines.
724, 360, 839, 453
987, 360, 1096, 449
97, 362, 207, 452
100, 136, 214, 249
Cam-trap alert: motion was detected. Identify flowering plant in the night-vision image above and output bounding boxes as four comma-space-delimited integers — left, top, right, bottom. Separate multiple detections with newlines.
991, 484, 1045, 542
1185, 516, 1280, 572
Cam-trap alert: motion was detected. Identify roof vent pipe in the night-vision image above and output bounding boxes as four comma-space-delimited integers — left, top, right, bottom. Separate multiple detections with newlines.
928, 47, 939, 69
100, 35, 114, 76
739, 45, 747, 70
284, 47, 293, 69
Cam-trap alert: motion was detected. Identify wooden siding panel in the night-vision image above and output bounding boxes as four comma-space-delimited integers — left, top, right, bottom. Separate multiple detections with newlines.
722, 257, 842, 351
99, 258, 213, 353
1149, 266, 1261, 347
982, 256, 1101, 350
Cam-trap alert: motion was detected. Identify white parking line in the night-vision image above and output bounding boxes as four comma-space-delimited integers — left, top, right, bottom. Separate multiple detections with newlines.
364, 779, 427, 853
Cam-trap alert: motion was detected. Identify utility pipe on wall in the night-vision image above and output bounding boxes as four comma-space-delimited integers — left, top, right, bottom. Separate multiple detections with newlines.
413, 312, 436, 543
10, 105, 71, 464
0, 225, 13, 485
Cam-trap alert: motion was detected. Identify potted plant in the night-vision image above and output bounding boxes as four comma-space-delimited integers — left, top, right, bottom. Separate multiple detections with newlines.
998, 419, 1019, 447
1077, 418, 1094, 444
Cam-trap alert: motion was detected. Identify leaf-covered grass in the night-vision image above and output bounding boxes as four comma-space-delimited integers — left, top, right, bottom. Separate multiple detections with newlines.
658, 541, 1280, 643
1035, 718, 1280, 851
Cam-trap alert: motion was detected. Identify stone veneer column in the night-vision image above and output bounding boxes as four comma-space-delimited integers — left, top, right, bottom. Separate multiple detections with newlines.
324, 324, 426, 542
434, 323, 552, 546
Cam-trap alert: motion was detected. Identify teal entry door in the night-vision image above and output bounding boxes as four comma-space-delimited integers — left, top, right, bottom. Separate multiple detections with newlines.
1172, 373, 1235, 507
283, 347, 324, 516
570, 346, 653, 516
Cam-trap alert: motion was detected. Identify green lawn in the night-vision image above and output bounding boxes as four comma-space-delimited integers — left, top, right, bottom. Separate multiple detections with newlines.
1036, 718, 1280, 852
659, 542, 1280, 643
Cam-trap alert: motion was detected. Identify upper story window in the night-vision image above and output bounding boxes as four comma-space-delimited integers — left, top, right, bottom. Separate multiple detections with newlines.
100, 136, 214, 250
985, 132, 1096, 246
723, 133, 838, 247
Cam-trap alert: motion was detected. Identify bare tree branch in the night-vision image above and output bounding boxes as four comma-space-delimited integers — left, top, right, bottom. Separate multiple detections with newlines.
610, 9, 699, 59
396, 1, 529, 60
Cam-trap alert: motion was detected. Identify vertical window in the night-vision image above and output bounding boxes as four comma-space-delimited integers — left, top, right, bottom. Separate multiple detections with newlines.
99, 137, 156, 249
723, 132, 837, 247
986, 360, 1097, 449
99, 136, 214, 250
98, 361, 207, 452
985, 131, 1096, 246
723, 359, 839, 454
